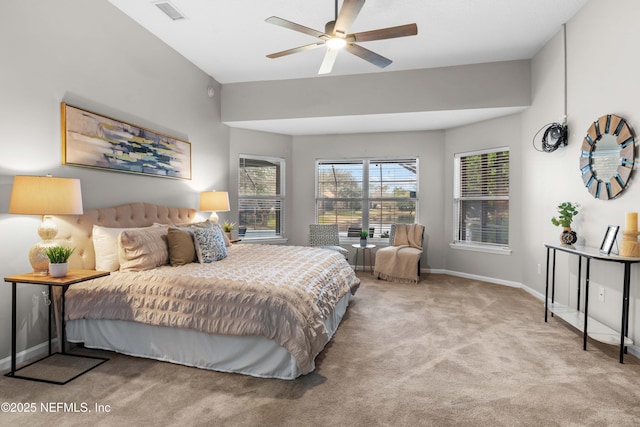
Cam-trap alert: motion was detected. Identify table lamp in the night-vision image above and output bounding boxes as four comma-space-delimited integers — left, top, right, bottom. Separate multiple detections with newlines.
199, 191, 229, 223
9, 175, 84, 275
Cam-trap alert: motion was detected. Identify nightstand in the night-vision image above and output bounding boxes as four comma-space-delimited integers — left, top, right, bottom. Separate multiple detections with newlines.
5, 269, 110, 384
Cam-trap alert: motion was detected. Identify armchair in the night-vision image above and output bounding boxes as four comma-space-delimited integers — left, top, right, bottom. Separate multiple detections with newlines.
374, 224, 425, 283
309, 224, 349, 259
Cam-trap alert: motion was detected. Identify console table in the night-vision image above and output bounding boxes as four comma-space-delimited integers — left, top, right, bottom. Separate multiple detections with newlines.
545, 243, 640, 363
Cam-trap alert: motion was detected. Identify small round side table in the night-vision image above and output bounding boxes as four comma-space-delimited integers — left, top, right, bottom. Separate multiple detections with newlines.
352, 243, 376, 273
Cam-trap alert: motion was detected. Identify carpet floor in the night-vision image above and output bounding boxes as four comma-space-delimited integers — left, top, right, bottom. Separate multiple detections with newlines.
2, 273, 640, 426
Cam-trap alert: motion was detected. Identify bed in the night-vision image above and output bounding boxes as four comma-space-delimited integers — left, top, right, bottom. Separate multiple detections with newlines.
51, 202, 359, 379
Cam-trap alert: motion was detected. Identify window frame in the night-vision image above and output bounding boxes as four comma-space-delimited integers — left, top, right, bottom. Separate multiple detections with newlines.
452, 147, 511, 255
238, 154, 286, 241
315, 157, 419, 240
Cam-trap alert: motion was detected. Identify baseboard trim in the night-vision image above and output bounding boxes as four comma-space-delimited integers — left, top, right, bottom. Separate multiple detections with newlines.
0, 339, 58, 372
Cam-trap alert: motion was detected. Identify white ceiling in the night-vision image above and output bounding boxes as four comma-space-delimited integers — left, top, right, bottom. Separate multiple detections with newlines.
108, 0, 588, 135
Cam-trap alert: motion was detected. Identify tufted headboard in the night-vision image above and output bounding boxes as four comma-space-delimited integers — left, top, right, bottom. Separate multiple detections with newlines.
51, 202, 198, 270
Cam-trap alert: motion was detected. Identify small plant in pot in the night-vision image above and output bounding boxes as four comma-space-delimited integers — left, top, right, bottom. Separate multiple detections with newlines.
359, 230, 369, 247
44, 245, 75, 277
222, 221, 235, 239
551, 202, 579, 245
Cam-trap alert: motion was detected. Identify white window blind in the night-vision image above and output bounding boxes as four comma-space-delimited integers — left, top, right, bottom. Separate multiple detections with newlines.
316, 158, 418, 238
238, 155, 285, 239
453, 148, 509, 248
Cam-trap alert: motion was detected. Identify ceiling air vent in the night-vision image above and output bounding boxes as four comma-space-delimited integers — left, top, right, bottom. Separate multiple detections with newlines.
154, 1, 187, 21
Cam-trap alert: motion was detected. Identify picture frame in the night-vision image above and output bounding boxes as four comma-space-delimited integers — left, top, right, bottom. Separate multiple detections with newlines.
61, 103, 192, 180
600, 225, 620, 255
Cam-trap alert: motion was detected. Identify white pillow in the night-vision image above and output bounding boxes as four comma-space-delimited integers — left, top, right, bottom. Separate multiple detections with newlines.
93, 225, 150, 272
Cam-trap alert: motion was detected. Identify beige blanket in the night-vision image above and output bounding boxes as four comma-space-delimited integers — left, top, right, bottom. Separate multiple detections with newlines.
374, 224, 424, 284
65, 244, 359, 375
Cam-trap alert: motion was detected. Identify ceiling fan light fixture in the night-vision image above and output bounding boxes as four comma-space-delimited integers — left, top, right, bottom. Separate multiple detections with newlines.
326, 37, 347, 49
265, 0, 418, 74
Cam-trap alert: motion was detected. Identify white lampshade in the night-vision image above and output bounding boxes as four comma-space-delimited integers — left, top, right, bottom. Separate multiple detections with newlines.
10, 175, 84, 216
9, 175, 84, 275
199, 191, 229, 223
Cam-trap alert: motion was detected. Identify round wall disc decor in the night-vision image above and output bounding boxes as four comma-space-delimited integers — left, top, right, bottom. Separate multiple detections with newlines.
580, 114, 635, 200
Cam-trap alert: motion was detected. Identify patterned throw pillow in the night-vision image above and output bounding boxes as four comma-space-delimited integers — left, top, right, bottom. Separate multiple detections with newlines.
192, 226, 227, 263
175, 220, 231, 247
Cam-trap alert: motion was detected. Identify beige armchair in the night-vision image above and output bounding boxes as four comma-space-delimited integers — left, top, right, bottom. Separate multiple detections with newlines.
374, 224, 425, 284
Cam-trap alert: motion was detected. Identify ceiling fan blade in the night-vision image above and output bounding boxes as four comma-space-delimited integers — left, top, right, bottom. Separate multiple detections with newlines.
318, 48, 340, 74
348, 23, 418, 43
266, 42, 326, 59
345, 43, 392, 68
265, 16, 329, 39
333, 0, 365, 36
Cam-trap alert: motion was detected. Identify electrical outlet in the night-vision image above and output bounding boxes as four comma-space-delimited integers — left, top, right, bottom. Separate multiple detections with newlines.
598, 286, 605, 302
537, 264, 542, 275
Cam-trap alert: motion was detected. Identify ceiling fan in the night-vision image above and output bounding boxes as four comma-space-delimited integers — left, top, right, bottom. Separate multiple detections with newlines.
265, 0, 418, 75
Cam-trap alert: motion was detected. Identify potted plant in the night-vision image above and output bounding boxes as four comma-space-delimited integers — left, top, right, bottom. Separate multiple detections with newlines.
359, 230, 369, 247
222, 221, 235, 240
44, 245, 75, 277
551, 202, 579, 245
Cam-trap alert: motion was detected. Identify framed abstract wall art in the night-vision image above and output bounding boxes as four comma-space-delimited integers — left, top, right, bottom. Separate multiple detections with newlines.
61, 103, 192, 180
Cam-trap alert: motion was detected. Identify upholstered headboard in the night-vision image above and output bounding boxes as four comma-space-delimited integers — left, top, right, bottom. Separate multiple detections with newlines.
52, 202, 198, 270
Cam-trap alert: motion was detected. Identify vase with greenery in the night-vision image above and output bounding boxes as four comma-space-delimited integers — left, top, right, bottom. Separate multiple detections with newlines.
222, 221, 235, 239
551, 202, 579, 245
44, 245, 75, 277
359, 230, 369, 247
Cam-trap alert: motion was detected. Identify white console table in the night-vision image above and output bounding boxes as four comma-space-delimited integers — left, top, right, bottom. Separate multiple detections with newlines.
544, 243, 640, 363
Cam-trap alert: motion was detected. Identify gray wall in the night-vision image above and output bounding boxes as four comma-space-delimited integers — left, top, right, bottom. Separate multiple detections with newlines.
289, 131, 446, 268
521, 0, 640, 347
0, 0, 227, 362
444, 114, 523, 284
5, 0, 640, 364
222, 60, 531, 123
228, 128, 292, 240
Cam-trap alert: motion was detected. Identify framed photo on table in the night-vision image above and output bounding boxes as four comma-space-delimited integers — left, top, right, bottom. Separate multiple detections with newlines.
600, 225, 619, 255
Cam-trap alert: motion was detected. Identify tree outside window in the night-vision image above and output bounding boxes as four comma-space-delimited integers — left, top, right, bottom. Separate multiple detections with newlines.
316, 159, 418, 238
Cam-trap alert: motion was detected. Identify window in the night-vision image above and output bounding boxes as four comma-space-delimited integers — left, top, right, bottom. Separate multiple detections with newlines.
316, 158, 418, 238
453, 147, 509, 249
238, 155, 285, 239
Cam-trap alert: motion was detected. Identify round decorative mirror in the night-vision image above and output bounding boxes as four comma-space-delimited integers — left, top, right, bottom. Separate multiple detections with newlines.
580, 114, 635, 200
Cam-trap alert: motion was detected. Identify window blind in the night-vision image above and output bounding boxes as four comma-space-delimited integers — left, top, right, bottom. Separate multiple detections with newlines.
239, 155, 285, 238
316, 158, 418, 238
454, 148, 509, 247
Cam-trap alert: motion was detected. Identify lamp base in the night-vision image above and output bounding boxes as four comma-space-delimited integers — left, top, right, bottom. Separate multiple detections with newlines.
28, 216, 60, 275
209, 212, 220, 223
29, 240, 57, 275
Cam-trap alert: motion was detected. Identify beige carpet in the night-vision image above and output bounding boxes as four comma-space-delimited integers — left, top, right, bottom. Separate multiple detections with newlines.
2, 273, 640, 426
